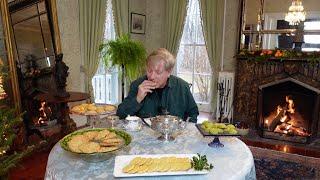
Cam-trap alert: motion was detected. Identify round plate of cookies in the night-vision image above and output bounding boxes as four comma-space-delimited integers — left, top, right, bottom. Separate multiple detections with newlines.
70, 103, 117, 116
60, 128, 131, 162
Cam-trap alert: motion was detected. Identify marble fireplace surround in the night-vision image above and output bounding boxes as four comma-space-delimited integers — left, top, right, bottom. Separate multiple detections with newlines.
234, 59, 320, 139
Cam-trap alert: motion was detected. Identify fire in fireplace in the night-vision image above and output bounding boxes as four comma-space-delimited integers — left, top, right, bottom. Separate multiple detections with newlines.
264, 95, 310, 137
36, 101, 57, 127
258, 78, 320, 143
38, 101, 52, 125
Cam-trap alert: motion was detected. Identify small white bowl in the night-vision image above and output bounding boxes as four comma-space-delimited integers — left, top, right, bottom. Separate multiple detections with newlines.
236, 128, 249, 136
125, 116, 142, 131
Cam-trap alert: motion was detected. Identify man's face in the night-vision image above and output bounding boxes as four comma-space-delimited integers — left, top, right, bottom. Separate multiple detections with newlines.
146, 59, 171, 89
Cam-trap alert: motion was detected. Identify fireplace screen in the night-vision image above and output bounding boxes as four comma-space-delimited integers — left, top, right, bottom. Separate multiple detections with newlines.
258, 79, 320, 143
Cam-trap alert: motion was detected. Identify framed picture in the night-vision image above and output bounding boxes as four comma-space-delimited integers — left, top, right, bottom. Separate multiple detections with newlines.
130, 13, 146, 34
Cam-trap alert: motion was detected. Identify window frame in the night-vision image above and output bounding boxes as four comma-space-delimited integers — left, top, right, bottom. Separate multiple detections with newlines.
175, 0, 212, 112
92, 0, 120, 104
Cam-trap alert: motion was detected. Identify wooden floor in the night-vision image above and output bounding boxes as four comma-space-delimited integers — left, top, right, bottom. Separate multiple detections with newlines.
8, 149, 51, 180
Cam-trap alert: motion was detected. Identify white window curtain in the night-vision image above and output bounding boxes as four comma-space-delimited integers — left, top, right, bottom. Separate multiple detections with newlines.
164, 0, 188, 56
112, 0, 129, 37
199, 0, 225, 114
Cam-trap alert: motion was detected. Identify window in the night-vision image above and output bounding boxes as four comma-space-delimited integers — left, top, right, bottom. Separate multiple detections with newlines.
176, 0, 212, 110
302, 21, 320, 51
92, 0, 119, 104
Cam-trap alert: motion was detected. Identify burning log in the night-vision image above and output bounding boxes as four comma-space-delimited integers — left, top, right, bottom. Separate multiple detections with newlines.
274, 123, 310, 137
268, 108, 285, 131
265, 95, 311, 137
274, 123, 289, 133
290, 126, 310, 137
268, 96, 294, 131
38, 101, 52, 125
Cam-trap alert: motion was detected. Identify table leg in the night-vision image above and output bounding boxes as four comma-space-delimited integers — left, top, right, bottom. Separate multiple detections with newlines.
61, 102, 77, 133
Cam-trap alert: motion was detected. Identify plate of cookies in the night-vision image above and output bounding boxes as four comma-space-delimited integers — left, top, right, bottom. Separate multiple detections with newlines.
60, 128, 131, 162
113, 154, 209, 177
70, 103, 117, 116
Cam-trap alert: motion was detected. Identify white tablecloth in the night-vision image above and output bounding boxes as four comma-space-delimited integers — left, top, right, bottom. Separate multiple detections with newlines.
45, 124, 256, 180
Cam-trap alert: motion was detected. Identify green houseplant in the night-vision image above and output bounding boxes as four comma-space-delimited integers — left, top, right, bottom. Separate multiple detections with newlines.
99, 34, 146, 99
99, 34, 146, 81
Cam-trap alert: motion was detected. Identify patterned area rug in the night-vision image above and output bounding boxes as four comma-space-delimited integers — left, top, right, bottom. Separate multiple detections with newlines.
254, 158, 316, 180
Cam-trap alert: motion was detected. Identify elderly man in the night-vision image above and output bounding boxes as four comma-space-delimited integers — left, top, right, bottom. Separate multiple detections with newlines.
116, 48, 199, 123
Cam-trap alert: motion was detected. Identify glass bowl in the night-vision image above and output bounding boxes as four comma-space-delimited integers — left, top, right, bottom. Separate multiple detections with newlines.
150, 115, 188, 141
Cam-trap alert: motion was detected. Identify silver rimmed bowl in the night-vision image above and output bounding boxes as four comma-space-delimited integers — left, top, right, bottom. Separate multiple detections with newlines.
60, 128, 131, 162
150, 115, 188, 141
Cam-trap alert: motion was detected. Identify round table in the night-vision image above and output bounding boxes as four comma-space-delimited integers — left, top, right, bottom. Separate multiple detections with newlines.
45, 123, 256, 180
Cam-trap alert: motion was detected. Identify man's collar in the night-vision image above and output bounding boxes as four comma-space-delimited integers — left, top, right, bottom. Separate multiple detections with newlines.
167, 75, 174, 88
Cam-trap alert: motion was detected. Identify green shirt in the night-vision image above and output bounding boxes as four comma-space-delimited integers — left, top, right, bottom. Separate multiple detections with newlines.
116, 75, 199, 123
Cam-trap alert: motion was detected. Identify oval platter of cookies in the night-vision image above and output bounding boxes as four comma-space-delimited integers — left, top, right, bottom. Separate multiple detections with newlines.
70, 103, 117, 116
60, 128, 131, 161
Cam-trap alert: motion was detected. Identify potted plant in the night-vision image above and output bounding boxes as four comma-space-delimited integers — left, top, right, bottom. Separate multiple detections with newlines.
99, 34, 146, 100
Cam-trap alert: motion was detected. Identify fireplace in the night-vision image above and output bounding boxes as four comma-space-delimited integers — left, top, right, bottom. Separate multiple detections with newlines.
234, 60, 320, 144
257, 78, 320, 143
16, 56, 90, 145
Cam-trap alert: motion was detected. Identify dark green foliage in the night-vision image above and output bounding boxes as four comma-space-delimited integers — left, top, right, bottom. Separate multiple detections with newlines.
0, 107, 21, 149
0, 65, 8, 80
0, 146, 33, 177
237, 49, 320, 63
0, 106, 32, 177
0, 53, 34, 178
191, 153, 214, 171
99, 34, 146, 81
0, 64, 9, 100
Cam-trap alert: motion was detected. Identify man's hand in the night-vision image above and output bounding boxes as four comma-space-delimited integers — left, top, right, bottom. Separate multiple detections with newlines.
136, 80, 156, 103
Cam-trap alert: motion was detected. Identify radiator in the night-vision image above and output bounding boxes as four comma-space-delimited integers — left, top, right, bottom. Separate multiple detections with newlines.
216, 71, 235, 123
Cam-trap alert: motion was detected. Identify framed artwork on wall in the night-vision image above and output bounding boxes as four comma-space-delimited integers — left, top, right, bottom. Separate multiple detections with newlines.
130, 12, 146, 34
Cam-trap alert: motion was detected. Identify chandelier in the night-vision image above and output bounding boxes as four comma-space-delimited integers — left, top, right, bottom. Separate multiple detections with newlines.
284, 0, 306, 25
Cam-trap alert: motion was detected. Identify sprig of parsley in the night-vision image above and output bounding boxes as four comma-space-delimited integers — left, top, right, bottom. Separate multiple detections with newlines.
191, 153, 213, 171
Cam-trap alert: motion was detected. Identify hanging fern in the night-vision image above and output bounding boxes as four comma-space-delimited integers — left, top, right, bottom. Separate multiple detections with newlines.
99, 34, 146, 81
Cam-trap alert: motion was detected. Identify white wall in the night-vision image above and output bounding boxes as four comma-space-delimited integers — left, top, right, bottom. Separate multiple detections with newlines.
56, 0, 84, 92
145, 0, 166, 54
222, 0, 240, 71
129, 0, 146, 45
245, 0, 260, 25
129, 0, 166, 54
